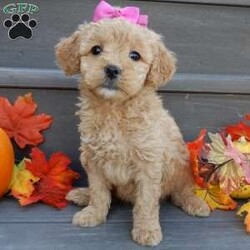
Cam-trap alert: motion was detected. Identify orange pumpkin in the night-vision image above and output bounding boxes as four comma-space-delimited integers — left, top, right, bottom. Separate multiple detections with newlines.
0, 128, 14, 197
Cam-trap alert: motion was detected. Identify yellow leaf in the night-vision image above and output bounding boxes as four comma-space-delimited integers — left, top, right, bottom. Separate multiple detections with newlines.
233, 136, 250, 154
231, 183, 250, 199
195, 184, 237, 210
9, 160, 39, 198
237, 202, 250, 233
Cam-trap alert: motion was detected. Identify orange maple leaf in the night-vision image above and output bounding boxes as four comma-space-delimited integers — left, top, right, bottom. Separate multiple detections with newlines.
20, 147, 79, 209
187, 129, 208, 187
225, 115, 250, 141
245, 114, 250, 121
0, 93, 53, 148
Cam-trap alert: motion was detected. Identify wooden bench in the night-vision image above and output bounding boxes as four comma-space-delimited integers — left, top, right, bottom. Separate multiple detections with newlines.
0, 0, 250, 249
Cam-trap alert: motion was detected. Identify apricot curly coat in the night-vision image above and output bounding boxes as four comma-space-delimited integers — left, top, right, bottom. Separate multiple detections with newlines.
55, 19, 210, 246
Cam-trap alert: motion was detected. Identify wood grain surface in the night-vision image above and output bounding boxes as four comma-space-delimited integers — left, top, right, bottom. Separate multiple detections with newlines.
0, 198, 249, 250
134, 0, 250, 6
1, 67, 250, 94
0, 0, 249, 75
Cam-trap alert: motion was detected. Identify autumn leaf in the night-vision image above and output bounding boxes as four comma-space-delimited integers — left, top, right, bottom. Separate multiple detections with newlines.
187, 129, 208, 187
225, 116, 250, 141
233, 136, 250, 154
9, 160, 39, 199
0, 93, 53, 148
218, 161, 245, 194
225, 137, 250, 184
231, 183, 250, 199
198, 161, 217, 184
208, 133, 229, 164
20, 147, 79, 209
237, 201, 250, 233
208, 133, 245, 194
245, 114, 250, 121
195, 184, 237, 211
233, 137, 250, 184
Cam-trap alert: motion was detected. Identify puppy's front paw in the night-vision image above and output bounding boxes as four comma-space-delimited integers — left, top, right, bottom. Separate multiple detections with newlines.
66, 188, 89, 206
182, 196, 210, 217
132, 227, 162, 246
72, 206, 105, 227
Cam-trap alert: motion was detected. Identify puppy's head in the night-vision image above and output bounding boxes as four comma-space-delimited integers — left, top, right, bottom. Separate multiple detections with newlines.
55, 19, 176, 101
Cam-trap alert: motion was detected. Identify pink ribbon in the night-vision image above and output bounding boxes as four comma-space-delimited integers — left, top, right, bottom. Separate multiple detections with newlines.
93, 0, 148, 27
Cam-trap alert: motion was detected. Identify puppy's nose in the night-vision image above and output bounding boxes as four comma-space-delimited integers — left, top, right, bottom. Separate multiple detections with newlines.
104, 65, 121, 79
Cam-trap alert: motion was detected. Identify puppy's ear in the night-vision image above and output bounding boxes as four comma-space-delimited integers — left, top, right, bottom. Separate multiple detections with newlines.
55, 30, 81, 76
55, 24, 91, 76
146, 38, 176, 89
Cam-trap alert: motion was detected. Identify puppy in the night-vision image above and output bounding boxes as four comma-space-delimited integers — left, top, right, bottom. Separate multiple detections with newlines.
55, 18, 210, 246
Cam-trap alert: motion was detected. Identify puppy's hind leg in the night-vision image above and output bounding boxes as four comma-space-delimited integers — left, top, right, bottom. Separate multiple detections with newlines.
66, 187, 89, 207
171, 164, 210, 217
172, 189, 210, 217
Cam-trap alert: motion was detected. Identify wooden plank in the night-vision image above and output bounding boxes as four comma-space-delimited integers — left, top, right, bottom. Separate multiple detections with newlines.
165, 93, 250, 141
0, 88, 249, 148
133, 0, 250, 7
167, 73, 250, 94
0, 198, 239, 223
0, 67, 78, 90
1, 68, 250, 94
0, 1, 249, 75
0, 221, 249, 250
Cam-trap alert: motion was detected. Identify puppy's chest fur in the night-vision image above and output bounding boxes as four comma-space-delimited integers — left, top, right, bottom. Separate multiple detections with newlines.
82, 110, 130, 160
78, 97, 161, 185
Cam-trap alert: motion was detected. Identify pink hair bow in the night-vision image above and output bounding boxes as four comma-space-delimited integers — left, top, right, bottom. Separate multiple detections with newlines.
93, 0, 148, 27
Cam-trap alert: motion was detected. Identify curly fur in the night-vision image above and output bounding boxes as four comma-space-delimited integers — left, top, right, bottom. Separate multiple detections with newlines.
56, 18, 210, 246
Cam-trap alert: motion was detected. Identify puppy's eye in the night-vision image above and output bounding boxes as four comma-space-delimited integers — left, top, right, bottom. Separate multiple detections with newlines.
129, 51, 140, 61
91, 45, 102, 55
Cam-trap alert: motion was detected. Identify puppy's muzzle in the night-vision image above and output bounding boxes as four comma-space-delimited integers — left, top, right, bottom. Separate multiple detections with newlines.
102, 64, 121, 90
104, 65, 121, 80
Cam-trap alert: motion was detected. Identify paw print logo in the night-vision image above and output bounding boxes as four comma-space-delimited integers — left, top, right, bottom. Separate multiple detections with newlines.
3, 14, 38, 40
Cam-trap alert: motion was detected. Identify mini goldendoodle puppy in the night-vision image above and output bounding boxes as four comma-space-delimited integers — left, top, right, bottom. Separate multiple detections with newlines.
55, 18, 210, 246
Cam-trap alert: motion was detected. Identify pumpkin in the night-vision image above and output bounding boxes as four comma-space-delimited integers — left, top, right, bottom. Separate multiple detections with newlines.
0, 128, 14, 197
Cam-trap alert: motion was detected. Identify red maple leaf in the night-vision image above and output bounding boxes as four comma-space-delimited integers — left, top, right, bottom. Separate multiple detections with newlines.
20, 147, 79, 209
0, 93, 53, 148
225, 115, 250, 141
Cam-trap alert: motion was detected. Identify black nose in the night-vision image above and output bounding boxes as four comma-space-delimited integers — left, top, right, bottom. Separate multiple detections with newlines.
104, 65, 121, 79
